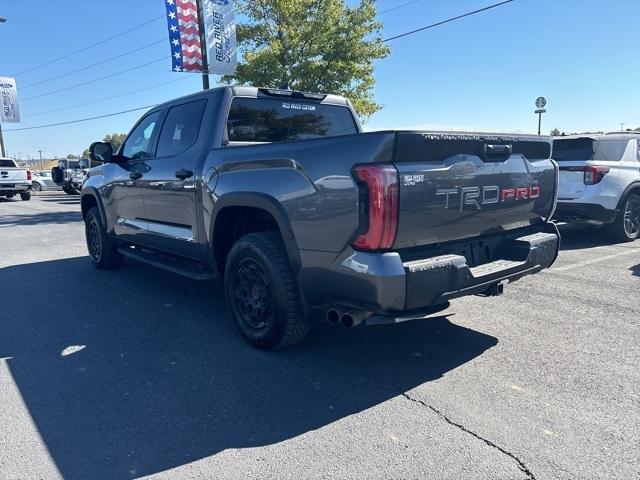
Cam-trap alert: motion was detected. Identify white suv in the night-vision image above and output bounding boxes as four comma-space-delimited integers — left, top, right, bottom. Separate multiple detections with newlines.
553, 133, 640, 241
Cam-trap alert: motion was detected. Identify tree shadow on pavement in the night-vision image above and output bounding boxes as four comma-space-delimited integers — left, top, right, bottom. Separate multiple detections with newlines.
0, 257, 497, 480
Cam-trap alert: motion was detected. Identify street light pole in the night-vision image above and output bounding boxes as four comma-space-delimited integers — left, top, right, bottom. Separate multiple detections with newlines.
38, 150, 43, 171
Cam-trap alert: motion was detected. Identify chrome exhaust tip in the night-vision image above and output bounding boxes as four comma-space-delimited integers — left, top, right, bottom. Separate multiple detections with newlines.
340, 309, 371, 328
327, 306, 348, 325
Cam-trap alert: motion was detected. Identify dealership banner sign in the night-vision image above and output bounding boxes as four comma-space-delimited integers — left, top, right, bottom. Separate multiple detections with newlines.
203, 0, 237, 75
0, 76, 20, 123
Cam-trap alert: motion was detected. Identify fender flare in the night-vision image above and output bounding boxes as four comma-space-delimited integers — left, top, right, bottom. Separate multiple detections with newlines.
616, 181, 640, 211
210, 192, 302, 272
80, 188, 108, 229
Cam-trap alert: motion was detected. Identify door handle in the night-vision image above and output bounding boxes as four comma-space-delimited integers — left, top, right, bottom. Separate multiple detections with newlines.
129, 172, 143, 180
175, 168, 193, 180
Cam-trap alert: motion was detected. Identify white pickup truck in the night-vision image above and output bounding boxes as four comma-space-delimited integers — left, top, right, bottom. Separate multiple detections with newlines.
0, 158, 32, 201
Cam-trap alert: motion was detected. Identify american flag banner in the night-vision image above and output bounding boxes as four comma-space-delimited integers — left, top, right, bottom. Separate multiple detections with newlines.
165, 0, 204, 72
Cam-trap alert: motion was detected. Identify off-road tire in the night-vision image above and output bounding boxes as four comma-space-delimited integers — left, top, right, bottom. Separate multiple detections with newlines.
84, 207, 124, 270
607, 193, 640, 242
224, 232, 310, 350
51, 166, 63, 183
20, 192, 31, 201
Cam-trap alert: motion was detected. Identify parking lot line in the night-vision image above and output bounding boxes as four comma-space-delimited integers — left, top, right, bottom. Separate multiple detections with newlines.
553, 247, 640, 272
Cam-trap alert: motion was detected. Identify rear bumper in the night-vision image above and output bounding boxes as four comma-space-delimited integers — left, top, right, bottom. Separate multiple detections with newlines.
553, 202, 617, 224
56, 179, 83, 188
299, 222, 560, 314
0, 183, 30, 192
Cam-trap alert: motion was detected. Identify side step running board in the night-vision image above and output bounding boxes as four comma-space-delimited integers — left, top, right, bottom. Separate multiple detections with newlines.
117, 246, 216, 280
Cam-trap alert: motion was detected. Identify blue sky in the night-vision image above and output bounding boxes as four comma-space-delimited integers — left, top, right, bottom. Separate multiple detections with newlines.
1, 0, 639, 160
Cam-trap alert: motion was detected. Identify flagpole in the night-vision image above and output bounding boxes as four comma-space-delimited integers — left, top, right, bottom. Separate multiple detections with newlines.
0, 122, 6, 157
196, 0, 210, 90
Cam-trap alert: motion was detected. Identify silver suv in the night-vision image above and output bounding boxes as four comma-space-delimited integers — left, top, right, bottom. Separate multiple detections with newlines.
553, 133, 640, 241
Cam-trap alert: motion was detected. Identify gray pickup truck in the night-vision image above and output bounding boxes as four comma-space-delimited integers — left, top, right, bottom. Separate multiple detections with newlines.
83, 86, 560, 349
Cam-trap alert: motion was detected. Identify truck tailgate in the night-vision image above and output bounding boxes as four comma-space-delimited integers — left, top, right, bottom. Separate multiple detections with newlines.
0, 168, 28, 182
391, 132, 556, 248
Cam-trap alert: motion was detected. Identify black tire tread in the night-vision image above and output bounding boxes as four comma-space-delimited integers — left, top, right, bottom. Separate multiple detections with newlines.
86, 207, 124, 270
225, 232, 310, 349
607, 193, 640, 242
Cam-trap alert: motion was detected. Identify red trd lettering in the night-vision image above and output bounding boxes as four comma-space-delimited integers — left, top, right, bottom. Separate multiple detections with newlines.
516, 187, 529, 200
500, 188, 515, 202
530, 185, 540, 198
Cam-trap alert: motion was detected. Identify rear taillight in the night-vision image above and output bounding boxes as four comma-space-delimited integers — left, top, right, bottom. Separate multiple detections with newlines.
583, 166, 609, 185
27, 170, 32, 180
561, 166, 610, 185
352, 164, 398, 250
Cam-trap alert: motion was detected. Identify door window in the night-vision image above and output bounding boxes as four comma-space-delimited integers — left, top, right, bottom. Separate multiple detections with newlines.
121, 111, 161, 160
156, 100, 206, 157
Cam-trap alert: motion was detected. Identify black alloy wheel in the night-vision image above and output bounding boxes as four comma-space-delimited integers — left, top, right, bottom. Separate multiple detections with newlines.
224, 232, 311, 349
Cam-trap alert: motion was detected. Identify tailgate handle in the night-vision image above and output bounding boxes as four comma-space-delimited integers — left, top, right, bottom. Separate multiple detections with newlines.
482, 144, 512, 162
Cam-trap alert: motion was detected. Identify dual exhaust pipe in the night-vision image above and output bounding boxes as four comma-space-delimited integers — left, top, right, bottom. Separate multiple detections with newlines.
326, 306, 371, 328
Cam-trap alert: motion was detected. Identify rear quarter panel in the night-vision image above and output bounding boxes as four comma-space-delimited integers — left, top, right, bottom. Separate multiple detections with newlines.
203, 132, 396, 253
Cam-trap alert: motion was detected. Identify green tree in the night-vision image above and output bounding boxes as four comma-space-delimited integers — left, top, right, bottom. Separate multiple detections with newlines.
103, 133, 127, 152
550, 128, 561, 136
634, 127, 640, 132
223, 0, 389, 119
66, 153, 79, 159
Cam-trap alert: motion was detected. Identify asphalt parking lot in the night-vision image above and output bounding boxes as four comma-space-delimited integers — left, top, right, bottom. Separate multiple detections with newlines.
1, 191, 638, 480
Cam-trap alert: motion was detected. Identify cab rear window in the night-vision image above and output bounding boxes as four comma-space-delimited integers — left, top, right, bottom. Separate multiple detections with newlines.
226, 97, 358, 143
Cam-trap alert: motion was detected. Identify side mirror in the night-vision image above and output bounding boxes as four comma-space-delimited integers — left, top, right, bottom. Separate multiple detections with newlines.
89, 142, 115, 163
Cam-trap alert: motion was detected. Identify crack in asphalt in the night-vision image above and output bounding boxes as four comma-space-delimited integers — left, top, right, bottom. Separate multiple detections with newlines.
401, 392, 536, 480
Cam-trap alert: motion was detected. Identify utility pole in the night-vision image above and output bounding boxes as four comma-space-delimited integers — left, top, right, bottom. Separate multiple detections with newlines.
196, 0, 210, 90
38, 150, 43, 171
620, 122, 625, 131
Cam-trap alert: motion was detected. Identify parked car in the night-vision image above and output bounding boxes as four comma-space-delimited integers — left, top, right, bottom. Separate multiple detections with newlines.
0, 158, 31, 200
51, 159, 86, 194
552, 132, 640, 241
31, 171, 58, 192
82, 86, 560, 349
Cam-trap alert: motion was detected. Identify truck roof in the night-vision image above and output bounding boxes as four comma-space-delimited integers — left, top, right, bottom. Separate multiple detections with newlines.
152, 85, 351, 111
